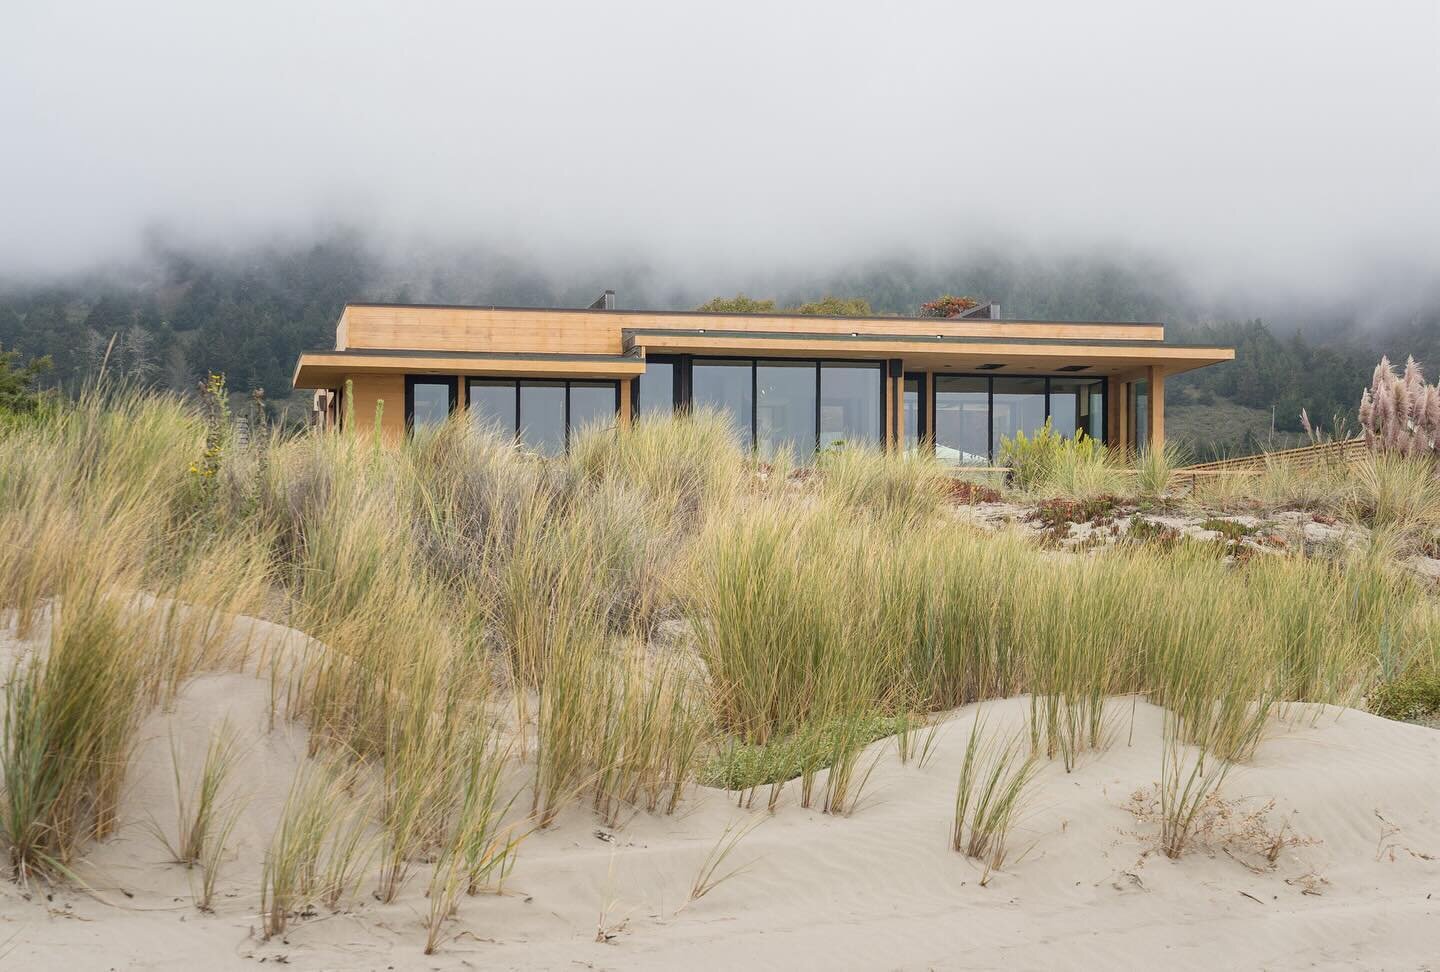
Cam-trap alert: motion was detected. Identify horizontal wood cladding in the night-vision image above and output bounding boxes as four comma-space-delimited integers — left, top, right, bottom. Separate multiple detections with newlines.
294, 351, 644, 387
337, 304, 1166, 355
346, 373, 405, 443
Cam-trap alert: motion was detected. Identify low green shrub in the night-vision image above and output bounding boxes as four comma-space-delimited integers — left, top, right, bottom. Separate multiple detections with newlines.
1369, 668, 1440, 723
699, 714, 910, 791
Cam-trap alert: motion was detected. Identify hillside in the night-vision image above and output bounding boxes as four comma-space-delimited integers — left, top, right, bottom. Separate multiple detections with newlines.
1, 232, 1436, 456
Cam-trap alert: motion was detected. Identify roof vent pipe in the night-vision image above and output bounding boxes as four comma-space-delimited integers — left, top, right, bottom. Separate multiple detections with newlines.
588, 289, 616, 310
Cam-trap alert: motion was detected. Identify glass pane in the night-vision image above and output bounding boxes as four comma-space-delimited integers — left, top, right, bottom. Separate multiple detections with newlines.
1050, 377, 1105, 441
819, 362, 880, 451
934, 376, 989, 464
692, 359, 753, 448
756, 360, 817, 459
636, 360, 675, 417
992, 377, 1048, 452
410, 380, 452, 430
903, 376, 921, 453
569, 382, 617, 438
1133, 379, 1149, 455
519, 381, 566, 457
466, 379, 517, 436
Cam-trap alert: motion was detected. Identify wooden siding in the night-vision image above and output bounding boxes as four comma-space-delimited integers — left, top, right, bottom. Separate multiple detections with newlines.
338, 303, 1167, 355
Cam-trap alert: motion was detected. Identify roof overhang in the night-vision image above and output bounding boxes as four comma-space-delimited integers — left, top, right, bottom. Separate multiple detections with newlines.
293, 349, 646, 389
622, 329, 1234, 377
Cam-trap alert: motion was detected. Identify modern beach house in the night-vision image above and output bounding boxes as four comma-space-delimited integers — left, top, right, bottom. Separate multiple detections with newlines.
291, 295, 1234, 461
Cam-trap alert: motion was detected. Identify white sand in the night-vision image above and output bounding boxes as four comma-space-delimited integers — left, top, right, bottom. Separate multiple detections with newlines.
3, 619, 1440, 970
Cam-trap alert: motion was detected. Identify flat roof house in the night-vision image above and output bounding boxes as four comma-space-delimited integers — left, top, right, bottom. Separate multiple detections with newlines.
291, 295, 1234, 461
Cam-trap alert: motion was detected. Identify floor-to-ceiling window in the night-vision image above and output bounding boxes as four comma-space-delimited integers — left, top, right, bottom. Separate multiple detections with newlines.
466, 379, 517, 436
903, 374, 925, 453
820, 362, 882, 451
405, 376, 457, 431
992, 377, 1048, 452
934, 376, 990, 464
461, 377, 618, 454
1049, 377, 1106, 440
692, 359, 753, 447
688, 357, 882, 457
1131, 379, 1149, 454
931, 374, 1107, 463
519, 381, 567, 456
635, 357, 676, 417
756, 360, 817, 459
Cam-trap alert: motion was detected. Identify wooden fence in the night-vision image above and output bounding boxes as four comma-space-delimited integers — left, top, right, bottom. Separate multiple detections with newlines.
1180, 436, 1368, 475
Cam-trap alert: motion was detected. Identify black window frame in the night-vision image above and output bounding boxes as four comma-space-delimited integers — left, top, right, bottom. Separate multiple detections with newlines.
684, 355, 886, 457
404, 375, 459, 433
903, 371, 927, 450
631, 353, 684, 417
928, 373, 1108, 462
459, 376, 621, 451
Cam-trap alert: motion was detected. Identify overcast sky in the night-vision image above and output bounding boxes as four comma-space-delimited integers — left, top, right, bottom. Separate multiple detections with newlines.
3, 0, 1438, 297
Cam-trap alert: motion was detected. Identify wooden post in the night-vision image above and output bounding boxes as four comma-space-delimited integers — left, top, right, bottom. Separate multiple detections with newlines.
1147, 366, 1165, 453
619, 379, 633, 427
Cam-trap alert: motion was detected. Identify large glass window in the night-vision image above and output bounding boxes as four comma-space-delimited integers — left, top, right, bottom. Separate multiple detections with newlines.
692, 359, 753, 446
569, 381, 618, 436
903, 374, 924, 453
1050, 378, 1105, 440
519, 381, 567, 456
820, 362, 882, 451
992, 377, 1048, 452
466, 379, 517, 436
458, 377, 616, 454
636, 358, 675, 417
935, 376, 990, 464
756, 360, 817, 459
1132, 379, 1149, 455
407, 377, 456, 431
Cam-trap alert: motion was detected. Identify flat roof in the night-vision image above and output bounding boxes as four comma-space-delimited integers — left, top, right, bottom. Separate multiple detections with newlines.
341, 300, 1166, 330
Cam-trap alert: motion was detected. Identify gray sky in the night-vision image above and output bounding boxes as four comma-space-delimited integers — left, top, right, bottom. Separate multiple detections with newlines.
3, 0, 1438, 298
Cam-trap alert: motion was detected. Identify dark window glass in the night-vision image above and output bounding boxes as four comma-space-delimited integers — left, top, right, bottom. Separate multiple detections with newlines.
636, 360, 675, 416
1132, 379, 1149, 455
519, 381, 566, 457
569, 381, 617, 436
1050, 377, 1105, 441
467, 379, 517, 436
756, 360, 817, 458
903, 376, 921, 453
692, 359, 754, 447
819, 362, 881, 451
410, 380, 453, 430
993, 377, 1048, 452
934, 376, 990, 464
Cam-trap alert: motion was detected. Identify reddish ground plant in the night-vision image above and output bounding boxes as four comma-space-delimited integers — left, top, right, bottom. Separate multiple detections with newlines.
944, 480, 1002, 504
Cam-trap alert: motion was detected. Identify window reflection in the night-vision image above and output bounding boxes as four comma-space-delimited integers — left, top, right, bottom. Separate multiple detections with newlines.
820, 362, 881, 451
934, 376, 989, 464
757, 360, 816, 458
692, 360, 754, 447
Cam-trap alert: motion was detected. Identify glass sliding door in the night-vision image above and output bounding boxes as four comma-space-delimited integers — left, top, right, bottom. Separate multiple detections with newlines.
405, 376, 457, 432
519, 381, 567, 456
1049, 377, 1105, 440
903, 373, 925, 453
1132, 379, 1149, 454
819, 362, 882, 451
568, 381, 618, 436
992, 377, 1047, 451
692, 359, 754, 447
635, 357, 676, 417
934, 376, 990, 464
756, 360, 817, 458
466, 378, 517, 436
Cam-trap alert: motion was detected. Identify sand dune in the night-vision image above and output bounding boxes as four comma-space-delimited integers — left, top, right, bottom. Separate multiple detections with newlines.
2, 617, 1439, 971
